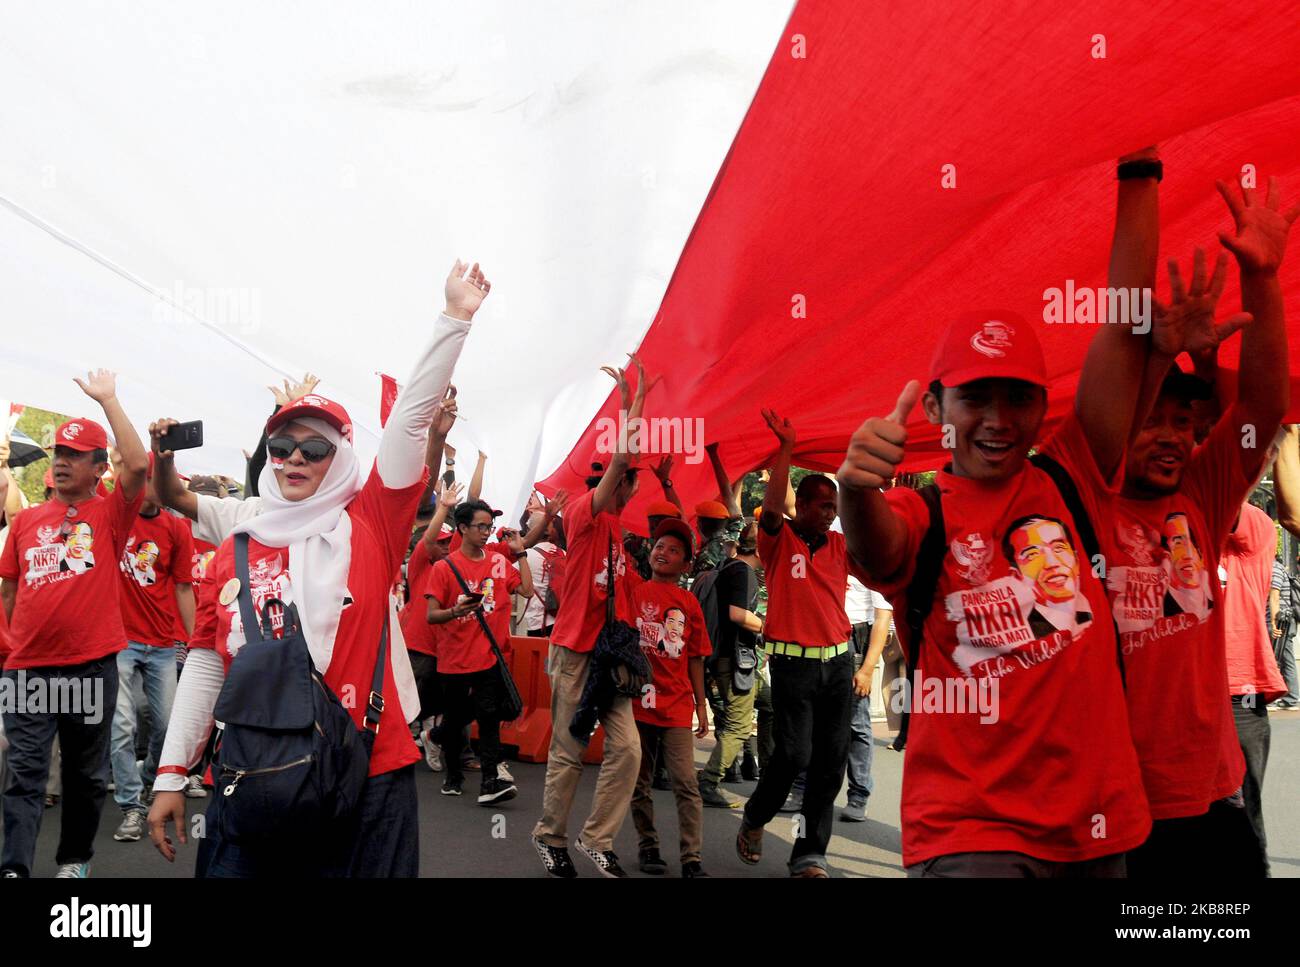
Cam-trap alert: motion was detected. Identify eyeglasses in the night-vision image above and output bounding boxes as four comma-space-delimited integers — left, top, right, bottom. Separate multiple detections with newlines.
267, 436, 336, 464
465, 522, 494, 533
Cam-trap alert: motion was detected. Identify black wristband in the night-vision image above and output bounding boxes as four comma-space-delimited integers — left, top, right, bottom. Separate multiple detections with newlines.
1117, 159, 1163, 182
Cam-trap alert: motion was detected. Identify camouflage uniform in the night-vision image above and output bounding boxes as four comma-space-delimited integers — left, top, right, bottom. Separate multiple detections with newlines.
690, 515, 745, 580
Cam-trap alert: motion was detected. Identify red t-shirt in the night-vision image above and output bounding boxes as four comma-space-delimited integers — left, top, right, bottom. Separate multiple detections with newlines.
424, 546, 521, 675
549, 489, 634, 654
116, 509, 195, 647
1100, 408, 1255, 819
1222, 502, 1287, 701
629, 575, 710, 727
873, 413, 1150, 866
757, 516, 851, 646
399, 540, 442, 657
0, 487, 144, 669
189, 531, 218, 588
189, 466, 425, 777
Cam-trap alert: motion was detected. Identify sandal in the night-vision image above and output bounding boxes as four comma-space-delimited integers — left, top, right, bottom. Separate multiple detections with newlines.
735, 822, 762, 865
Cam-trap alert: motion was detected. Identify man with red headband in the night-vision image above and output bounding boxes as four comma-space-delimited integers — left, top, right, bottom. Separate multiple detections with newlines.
146, 260, 484, 877
1, 370, 148, 879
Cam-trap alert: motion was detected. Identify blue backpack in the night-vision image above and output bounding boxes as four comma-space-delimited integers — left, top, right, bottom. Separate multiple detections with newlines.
211, 533, 387, 843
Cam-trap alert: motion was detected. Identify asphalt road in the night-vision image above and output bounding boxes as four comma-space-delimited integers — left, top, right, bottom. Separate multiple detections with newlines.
26, 711, 1300, 878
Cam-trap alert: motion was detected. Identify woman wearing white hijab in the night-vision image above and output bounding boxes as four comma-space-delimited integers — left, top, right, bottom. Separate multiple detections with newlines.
146, 261, 489, 876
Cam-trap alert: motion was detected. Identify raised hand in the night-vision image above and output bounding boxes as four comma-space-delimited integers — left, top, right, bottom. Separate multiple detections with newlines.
544, 489, 569, 518
270, 372, 320, 406
652, 455, 674, 483
836, 381, 921, 490
627, 353, 662, 404
503, 528, 526, 555
1151, 248, 1252, 358
149, 418, 181, 460
600, 364, 633, 410
433, 394, 459, 437
73, 368, 118, 404
445, 260, 491, 321
761, 408, 796, 449
439, 480, 464, 509
1217, 176, 1300, 275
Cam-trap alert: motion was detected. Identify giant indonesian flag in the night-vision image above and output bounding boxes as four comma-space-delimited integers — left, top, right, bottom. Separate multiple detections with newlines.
540, 0, 1300, 532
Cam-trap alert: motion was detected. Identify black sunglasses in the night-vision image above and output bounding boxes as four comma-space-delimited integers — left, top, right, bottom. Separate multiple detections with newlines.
267, 436, 336, 464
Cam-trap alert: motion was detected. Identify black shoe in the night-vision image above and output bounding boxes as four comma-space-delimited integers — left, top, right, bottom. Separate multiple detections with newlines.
576, 840, 627, 878
441, 777, 463, 796
682, 861, 709, 878
779, 789, 804, 813
723, 763, 742, 784
741, 751, 760, 781
477, 777, 517, 805
698, 779, 739, 809
639, 848, 668, 875
532, 836, 578, 878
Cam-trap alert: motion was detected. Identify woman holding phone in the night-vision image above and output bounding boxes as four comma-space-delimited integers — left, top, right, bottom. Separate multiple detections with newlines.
146, 261, 489, 877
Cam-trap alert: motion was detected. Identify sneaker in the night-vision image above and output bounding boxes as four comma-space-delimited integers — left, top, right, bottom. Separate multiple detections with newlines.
43, 794, 60, 808
840, 799, 867, 822
461, 756, 482, 772
681, 861, 709, 878
698, 779, 739, 809
421, 729, 444, 772
639, 848, 668, 875
576, 839, 627, 878
779, 789, 804, 814
496, 762, 514, 783
477, 777, 518, 806
532, 836, 578, 878
0, 870, 20, 878
440, 777, 463, 797
55, 862, 90, 878
184, 775, 208, 799
113, 809, 148, 842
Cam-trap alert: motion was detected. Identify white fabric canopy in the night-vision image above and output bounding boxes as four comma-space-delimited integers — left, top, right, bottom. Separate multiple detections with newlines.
0, 1, 791, 515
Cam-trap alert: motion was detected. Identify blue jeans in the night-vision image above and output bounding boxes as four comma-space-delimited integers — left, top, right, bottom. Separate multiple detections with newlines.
1274, 622, 1298, 705
110, 641, 178, 812
0, 656, 118, 876
846, 654, 875, 804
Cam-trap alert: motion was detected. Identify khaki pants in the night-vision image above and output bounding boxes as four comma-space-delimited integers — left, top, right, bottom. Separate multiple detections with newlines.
532, 644, 641, 852
702, 657, 757, 784
631, 722, 703, 865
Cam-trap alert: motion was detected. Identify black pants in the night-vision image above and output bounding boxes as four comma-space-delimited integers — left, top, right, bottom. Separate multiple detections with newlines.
438, 668, 504, 784
742, 649, 854, 873
1233, 696, 1271, 875
408, 652, 443, 723
908, 851, 1126, 878
1127, 798, 1266, 878
200, 765, 419, 878
0, 656, 118, 876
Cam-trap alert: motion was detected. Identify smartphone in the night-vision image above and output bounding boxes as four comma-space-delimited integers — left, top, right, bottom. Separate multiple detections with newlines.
159, 420, 204, 452
461, 591, 485, 605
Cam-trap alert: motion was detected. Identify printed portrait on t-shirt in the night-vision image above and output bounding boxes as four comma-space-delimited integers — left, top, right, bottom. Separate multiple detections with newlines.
1105, 511, 1213, 654
636, 599, 687, 658
1160, 512, 1212, 621
192, 548, 215, 582
1003, 515, 1093, 638
593, 546, 627, 594
661, 607, 687, 658
480, 577, 497, 614
122, 538, 160, 586
59, 522, 96, 574
943, 515, 1093, 680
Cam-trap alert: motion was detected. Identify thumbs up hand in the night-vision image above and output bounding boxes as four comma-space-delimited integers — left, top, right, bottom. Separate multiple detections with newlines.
836, 381, 921, 491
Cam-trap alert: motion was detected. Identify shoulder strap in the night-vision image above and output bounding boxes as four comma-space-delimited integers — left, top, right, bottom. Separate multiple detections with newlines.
233, 533, 267, 644
365, 616, 388, 734
897, 483, 945, 748
1028, 451, 1126, 688
445, 555, 511, 669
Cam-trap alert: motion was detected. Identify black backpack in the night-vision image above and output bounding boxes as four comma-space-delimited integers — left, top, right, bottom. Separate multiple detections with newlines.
212, 532, 387, 843
894, 453, 1125, 750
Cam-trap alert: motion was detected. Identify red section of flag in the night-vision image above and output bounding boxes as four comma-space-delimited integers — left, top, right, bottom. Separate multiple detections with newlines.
542, 0, 1300, 528
379, 373, 399, 428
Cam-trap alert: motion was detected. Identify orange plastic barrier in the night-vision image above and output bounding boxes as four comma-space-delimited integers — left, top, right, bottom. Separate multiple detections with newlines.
471, 635, 605, 764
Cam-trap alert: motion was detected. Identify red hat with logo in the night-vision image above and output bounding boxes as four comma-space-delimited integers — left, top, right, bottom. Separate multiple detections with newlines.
646, 500, 682, 519
930, 311, 1047, 389
53, 418, 109, 453
267, 394, 354, 444
435, 522, 455, 541
652, 517, 695, 559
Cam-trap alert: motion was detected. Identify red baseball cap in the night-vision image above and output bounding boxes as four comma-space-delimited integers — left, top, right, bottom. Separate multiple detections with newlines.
435, 522, 455, 541
267, 394, 354, 444
652, 517, 695, 559
646, 500, 681, 519
930, 311, 1047, 389
53, 418, 109, 453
